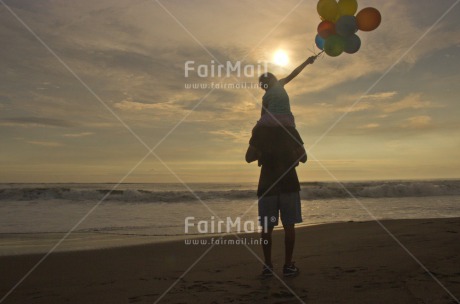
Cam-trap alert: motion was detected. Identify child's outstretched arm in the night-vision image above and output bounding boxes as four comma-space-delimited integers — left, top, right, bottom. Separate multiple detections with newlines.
279, 55, 317, 86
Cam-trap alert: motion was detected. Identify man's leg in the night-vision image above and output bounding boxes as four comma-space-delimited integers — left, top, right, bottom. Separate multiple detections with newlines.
261, 225, 274, 266
279, 192, 301, 276
283, 224, 295, 266
258, 195, 278, 268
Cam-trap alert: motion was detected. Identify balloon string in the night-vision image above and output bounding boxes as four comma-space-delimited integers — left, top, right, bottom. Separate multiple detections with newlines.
315, 50, 325, 59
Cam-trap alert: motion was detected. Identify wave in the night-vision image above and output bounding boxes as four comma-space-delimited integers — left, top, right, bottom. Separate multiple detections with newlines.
299, 180, 460, 200
0, 187, 257, 202
0, 180, 459, 202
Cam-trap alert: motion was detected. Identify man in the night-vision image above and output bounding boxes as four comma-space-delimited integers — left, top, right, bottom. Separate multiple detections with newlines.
246, 126, 306, 277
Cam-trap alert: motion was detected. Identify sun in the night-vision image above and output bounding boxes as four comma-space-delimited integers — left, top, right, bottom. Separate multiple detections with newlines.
273, 50, 289, 66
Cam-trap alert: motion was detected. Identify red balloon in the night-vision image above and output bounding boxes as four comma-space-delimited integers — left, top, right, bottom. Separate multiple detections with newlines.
317, 21, 336, 39
356, 7, 381, 32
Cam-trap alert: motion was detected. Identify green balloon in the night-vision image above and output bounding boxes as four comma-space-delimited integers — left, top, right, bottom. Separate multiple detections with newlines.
324, 35, 345, 57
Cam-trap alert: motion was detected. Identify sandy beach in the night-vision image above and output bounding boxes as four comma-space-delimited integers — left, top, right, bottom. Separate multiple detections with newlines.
1, 217, 460, 304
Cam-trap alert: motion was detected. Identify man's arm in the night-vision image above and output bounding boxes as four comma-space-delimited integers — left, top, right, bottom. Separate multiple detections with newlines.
279, 55, 316, 86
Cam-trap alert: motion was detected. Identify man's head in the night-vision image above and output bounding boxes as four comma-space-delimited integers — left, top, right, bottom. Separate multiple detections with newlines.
259, 72, 278, 91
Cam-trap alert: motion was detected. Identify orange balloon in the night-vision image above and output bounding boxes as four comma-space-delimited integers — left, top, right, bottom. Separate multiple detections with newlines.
356, 7, 381, 32
317, 21, 336, 39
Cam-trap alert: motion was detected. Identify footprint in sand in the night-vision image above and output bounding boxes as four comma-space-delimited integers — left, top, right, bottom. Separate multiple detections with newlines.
128, 293, 159, 303
272, 290, 294, 298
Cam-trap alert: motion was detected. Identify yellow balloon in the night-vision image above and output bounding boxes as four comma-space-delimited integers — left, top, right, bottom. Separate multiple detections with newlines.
317, 0, 339, 22
338, 0, 358, 16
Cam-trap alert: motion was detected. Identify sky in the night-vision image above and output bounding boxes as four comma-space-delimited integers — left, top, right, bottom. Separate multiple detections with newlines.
1, 0, 459, 183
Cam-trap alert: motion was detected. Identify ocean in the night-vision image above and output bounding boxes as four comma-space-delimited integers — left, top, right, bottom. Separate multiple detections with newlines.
1, 180, 460, 255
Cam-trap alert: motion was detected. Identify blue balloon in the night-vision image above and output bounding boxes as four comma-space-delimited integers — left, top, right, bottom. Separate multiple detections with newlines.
336, 15, 358, 37
344, 34, 361, 54
315, 34, 325, 50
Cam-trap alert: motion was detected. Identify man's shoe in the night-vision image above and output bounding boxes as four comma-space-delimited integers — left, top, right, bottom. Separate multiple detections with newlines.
262, 264, 274, 277
283, 262, 299, 277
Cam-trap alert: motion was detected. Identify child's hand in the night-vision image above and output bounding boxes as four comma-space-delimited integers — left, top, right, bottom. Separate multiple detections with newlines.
281, 55, 317, 85
306, 56, 316, 64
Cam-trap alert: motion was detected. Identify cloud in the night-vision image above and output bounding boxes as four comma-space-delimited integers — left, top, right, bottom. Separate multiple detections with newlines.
208, 129, 251, 143
1, 0, 456, 131
63, 132, 94, 138
333, 92, 398, 113
27, 141, 63, 147
362, 91, 398, 100
112, 97, 192, 123
0, 117, 77, 128
1, 0, 459, 182
382, 93, 440, 113
402, 115, 432, 129
114, 98, 173, 111
335, 102, 373, 113
331, 93, 440, 115
359, 123, 380, 129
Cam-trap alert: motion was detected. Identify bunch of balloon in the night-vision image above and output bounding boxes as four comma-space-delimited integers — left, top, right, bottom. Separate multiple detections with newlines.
314, 0, 381, 57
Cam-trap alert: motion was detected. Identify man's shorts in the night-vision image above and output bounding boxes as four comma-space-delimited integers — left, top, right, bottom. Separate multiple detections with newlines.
258, 192, 302, 227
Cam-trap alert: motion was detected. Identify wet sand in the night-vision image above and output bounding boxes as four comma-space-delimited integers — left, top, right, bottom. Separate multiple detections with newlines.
1, 218, 460, 303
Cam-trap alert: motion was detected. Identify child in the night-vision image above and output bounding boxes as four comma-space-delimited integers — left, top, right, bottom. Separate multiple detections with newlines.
246, 55, 317, 166
255, 55, 317, 128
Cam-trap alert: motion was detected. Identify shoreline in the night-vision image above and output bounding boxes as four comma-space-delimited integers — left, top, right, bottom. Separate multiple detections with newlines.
1, 216, 459, 257
1, 217, 460, 303
0, 216, 457, 257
